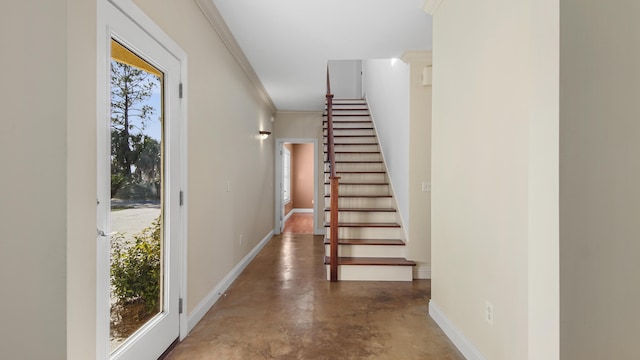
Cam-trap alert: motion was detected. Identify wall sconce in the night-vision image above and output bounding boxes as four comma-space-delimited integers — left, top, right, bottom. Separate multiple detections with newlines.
258, 130, 271, 140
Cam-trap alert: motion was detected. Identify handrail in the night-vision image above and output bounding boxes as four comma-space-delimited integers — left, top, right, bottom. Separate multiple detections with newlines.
326, 67, 339, 282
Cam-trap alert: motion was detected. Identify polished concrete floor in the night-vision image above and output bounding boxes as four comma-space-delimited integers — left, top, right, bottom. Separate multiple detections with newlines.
165, 233, 464, 359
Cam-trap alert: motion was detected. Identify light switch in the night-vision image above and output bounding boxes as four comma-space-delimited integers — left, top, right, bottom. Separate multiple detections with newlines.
422, 181, 431, 192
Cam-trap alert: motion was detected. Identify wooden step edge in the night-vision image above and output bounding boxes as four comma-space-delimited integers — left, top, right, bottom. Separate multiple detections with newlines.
323, 238, 405, 246
324, 135, 376, 137
324, 143, 379, 146
323, 222, 401, 228
323, 182, 389, 185
323, 127, 374, 130
324, 151, 381, 154
323, 195, 392, 198
323, 207, 396, 212
324, 170, 387, 174
324, 161, 383, 164
323, 256, 416, 266
323, 120, 372, 123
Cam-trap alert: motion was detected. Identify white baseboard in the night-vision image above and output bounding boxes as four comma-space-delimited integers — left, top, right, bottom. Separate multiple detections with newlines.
283, 209, 294, 223
187, 229, 274, 333
292, 208, 313, 213
413, 266, 431, 279
429, 301, 487, 360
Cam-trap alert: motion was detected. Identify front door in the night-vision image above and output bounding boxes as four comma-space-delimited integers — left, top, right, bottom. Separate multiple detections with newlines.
97, 3, 182, 359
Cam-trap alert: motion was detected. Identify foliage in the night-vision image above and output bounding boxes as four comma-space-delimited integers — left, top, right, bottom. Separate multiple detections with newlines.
111, 217, 161, 315
110, 59, 161, 199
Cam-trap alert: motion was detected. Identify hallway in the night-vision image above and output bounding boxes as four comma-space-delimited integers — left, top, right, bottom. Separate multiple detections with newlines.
166, 233, 463, 359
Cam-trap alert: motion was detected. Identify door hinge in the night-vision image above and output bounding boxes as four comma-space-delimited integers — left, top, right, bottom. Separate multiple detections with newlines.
179, 83, 183, 99
179, 190, 184, 206
179, 298, 183, 314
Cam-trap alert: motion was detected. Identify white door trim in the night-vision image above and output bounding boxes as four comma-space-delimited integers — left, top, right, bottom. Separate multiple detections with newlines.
274, 138, 321, 235
96, 1, 188, 359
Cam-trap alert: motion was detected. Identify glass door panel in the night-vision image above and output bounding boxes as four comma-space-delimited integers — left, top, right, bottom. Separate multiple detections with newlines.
109, 39, 164, 352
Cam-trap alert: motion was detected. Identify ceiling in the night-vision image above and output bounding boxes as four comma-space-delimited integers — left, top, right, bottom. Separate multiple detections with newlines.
211, 0, 432, 111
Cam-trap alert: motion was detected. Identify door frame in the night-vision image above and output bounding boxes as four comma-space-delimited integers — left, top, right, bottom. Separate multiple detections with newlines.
274, 138, 322, 235
96, 1, 189, 358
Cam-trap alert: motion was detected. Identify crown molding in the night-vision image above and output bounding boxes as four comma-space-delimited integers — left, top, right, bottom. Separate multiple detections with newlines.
423, 0, 445, 15
194, 0, 276, 112
401, 50, 433, 64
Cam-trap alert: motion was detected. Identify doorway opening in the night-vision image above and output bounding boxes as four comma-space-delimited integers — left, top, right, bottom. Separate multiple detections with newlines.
275, 139, 321, 235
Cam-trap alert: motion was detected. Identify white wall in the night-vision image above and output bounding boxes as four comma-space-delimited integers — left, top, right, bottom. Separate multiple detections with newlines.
403, 51, 432, 279
0, 1, 68, 359
362, 59, 410, 231
431, 1, 558, 359
560, 1, 640, 359
328, 60, 362, 99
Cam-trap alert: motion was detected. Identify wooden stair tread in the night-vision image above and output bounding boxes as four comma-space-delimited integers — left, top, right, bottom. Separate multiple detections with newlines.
324, 222, 401, 228
324, 151, 380, 154
323, 207, 396, 212
324, 143, 379, 146
324, 256, 416, 266
323, 120, 372, 123
324, 194, 392, 198
324, 134, 376, 137
324, 238, 405, 246
323, 182, 389, 185
324, 160, 383, 163
324, 171, 386, 174
322, 127, 374, 131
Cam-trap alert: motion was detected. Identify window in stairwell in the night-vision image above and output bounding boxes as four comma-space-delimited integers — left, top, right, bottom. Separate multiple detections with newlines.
283, 147, 291, 203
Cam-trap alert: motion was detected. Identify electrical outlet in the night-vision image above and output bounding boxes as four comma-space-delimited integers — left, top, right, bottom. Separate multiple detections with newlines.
485, 301, 494, 325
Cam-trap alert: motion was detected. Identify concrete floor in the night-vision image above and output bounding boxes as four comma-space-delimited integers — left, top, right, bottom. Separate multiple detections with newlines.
165, 233, 464, 359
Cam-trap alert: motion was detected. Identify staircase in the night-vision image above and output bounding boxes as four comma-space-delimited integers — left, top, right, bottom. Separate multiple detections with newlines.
323, 99, 415, 281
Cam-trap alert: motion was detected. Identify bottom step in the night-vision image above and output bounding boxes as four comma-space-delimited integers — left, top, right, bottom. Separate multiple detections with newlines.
324, 256, 416, 281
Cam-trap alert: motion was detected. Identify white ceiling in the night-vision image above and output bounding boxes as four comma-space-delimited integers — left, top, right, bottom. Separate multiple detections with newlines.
211, 0, 432, 111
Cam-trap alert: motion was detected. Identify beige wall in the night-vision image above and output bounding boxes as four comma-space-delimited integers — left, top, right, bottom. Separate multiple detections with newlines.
67, 0, 98, 359
402, 51, 432, 278
292, 144, 314, 209
0, 1, 68, 359
432, 1, 558, 359
274, 111, 323, 232
132, 0, 276, 315
560, 1, 640, 358
1, 0, 276, 358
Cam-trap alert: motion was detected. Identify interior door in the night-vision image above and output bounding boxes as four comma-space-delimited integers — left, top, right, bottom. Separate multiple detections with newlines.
97, 3, 182, 359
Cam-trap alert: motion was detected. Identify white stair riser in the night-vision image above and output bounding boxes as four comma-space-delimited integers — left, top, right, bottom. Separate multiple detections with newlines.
332, 111, 370, 116
325, 244, 405, 258
325, 144, 379, 152
326, 116, 371, 122
329, 104, 368, 110
324, 211, 396, 223
325, 184, 389, 196
324, 197, 394, 208
326, 123, 373, 130
325, 163, 385, 172
325, 227, 401, 239
325, 265, 413, 281
328, 153, 382, 162
324, 173, 386, 183
325, 136, 377, 144
325, 129, 375, 136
